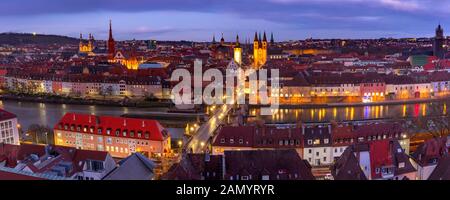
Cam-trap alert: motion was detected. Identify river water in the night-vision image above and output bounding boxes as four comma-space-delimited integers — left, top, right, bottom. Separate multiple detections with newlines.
250, 101, 449, 123
1, 99, 448, 130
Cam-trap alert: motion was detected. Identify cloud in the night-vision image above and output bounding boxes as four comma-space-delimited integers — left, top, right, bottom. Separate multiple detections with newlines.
0, 0, 446, 40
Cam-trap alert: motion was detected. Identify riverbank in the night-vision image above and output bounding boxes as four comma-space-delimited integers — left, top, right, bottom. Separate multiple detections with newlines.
0, 93, 173, 108
249, 96, 450, 109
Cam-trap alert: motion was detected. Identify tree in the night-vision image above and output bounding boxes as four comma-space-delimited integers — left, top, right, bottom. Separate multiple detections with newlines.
404, 101, 450, 139
27, 124, 54, 144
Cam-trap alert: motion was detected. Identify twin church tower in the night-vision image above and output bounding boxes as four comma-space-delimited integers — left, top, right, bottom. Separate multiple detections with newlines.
216, 31, 273, 68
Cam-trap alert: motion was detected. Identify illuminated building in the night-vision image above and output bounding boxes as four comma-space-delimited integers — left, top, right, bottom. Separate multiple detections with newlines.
107, 20, 116, 59
79, 33, 95, 54
0, 109, 20, 145
54, 113, 171, 159
233, 34, 242, 65
253, 32, 268, 68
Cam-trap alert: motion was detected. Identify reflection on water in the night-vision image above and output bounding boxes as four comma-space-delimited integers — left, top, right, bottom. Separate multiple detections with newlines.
0, 100, 168, 130
251, 102, 449, 123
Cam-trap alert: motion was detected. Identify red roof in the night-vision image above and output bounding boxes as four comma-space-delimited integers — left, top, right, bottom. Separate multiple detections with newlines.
0, 109, 17, 121
54, 113, 168, 141
0, 171, 45, 180
369, 140, 393, 178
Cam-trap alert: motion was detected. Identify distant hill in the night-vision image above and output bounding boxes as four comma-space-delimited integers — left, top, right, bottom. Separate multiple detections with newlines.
0, 33, 80, 45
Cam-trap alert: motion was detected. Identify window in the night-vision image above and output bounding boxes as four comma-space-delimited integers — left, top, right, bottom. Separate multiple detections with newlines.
375, 168, 380, 174
324, 139, 329, 144
308, 149, 312, 154
130, 131, 135, 137
230, 139, 234, 144
122, 131, 127, 137
115, 129, 120, 136
323, 148, 327, 153
239, 139, 243, 144
313, 139, 320, 145
307, 140, 312, 145
106, 129, 111, 135
220, 138, 225, 143
323, 157, 326, 162
316, 152, 319, 156
398, 162, 405, 168
144, 132, 149, 139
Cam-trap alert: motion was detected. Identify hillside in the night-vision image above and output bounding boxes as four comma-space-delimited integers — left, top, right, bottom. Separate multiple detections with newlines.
0, 33, 80, 45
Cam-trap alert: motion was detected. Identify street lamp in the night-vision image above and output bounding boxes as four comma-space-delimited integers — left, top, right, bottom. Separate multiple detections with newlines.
178, 140, 183, 147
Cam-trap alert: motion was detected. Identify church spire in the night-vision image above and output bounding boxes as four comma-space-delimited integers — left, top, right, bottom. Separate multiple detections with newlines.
270, 32, 274, 44
109, 20, 113, 40
212, 34, 216, 44
254, 32, 258, 42
220, 33, 225, 44
263, 31, 267, 42
235, 34, 240, 47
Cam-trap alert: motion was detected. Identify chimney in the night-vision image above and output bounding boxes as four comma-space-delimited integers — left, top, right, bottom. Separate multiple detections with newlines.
205, 150, 210, 162
221, 154, 226, 180
73, 113, 76, 121
124, 119, 127, 126
88, 116, 91, 123
142, 120, 145, 128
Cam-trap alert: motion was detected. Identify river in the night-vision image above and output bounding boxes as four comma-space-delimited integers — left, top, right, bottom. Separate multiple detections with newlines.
1, 99, 449, 131
250, 101, 449, 123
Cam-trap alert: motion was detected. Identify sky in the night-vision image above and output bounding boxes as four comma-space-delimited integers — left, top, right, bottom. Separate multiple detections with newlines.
0, 0, 449, 41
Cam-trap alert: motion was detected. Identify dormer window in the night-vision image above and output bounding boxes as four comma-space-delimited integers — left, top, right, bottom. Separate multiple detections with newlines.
122, 130, 127, 137
144, 132, 150, 139
375, 168, 380, 174
230, 139, 234, 144
220, 138, 225, 143
138, 131, 142, 138
115, 129, 120, 136
239, 139, 243, 144
130, 131, 135, 137
106, 129, 111, 135
98, 128, 102, 134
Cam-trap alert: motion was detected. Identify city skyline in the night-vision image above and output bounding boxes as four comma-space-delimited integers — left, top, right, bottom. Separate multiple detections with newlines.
1, 0, 450, 41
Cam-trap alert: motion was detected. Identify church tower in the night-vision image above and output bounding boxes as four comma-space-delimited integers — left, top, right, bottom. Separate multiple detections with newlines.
234, 34, 242, 65
253, 31, 268, 68
79, 33, 94, 53
253, 32, 259, 68
434, 24, 445, 59
262, 31, 268, 65
107, 20, 116, 59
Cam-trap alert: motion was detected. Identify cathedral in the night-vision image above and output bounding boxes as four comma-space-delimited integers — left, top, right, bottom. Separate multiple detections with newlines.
253, 32, 268, 68
79, 33, 95, 54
